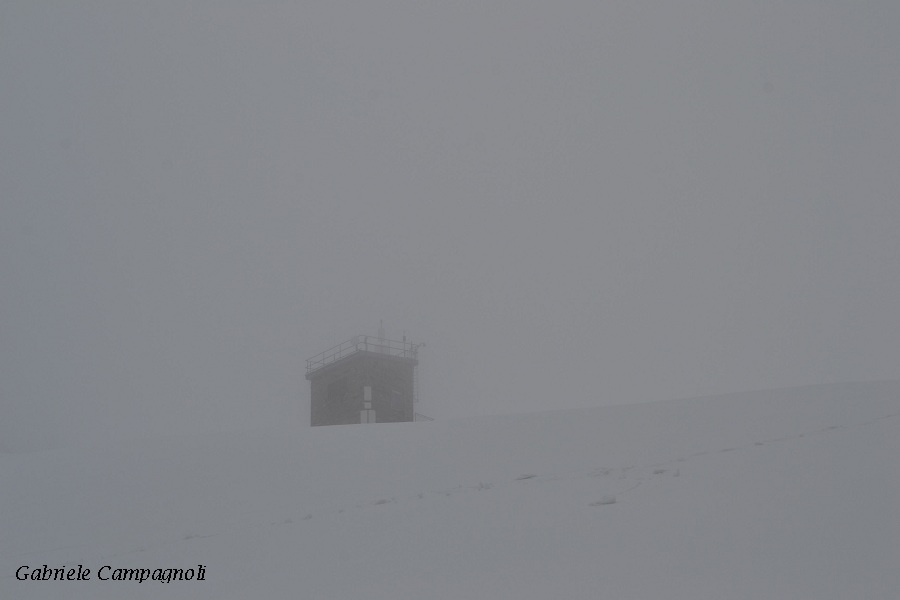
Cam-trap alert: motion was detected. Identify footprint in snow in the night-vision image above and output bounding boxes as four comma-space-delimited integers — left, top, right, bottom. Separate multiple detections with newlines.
590, 495, 617, 506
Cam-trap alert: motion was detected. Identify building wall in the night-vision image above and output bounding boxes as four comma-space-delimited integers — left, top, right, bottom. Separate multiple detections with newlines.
308, 351, 416, 426
364, 355, 415, 423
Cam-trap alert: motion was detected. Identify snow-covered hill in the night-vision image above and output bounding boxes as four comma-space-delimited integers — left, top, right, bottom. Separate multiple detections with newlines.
2, 381, 899, 599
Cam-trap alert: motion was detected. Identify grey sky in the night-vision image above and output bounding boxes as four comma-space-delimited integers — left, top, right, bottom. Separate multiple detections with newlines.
2, 1, 899, 450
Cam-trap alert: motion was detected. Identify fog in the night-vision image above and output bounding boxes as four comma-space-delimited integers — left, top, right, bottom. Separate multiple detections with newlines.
2, 1, 898, 450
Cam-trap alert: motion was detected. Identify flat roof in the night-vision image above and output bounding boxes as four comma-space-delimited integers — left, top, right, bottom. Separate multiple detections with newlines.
306, 335, 419, 378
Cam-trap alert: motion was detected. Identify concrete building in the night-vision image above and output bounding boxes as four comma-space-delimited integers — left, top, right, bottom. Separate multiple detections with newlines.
306, 334, 420, 426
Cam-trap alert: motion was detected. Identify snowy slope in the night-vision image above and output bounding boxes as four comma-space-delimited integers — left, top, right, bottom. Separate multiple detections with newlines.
2, 381, 899, 599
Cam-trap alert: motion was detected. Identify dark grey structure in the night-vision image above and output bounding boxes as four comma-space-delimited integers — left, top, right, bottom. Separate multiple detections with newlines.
306, 335, 420, 426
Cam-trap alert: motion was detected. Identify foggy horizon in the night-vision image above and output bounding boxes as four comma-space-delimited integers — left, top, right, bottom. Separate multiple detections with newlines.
2, 1, 899, 451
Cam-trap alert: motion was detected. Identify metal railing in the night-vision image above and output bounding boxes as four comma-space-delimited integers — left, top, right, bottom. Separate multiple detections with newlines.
306, 335, 420, 374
